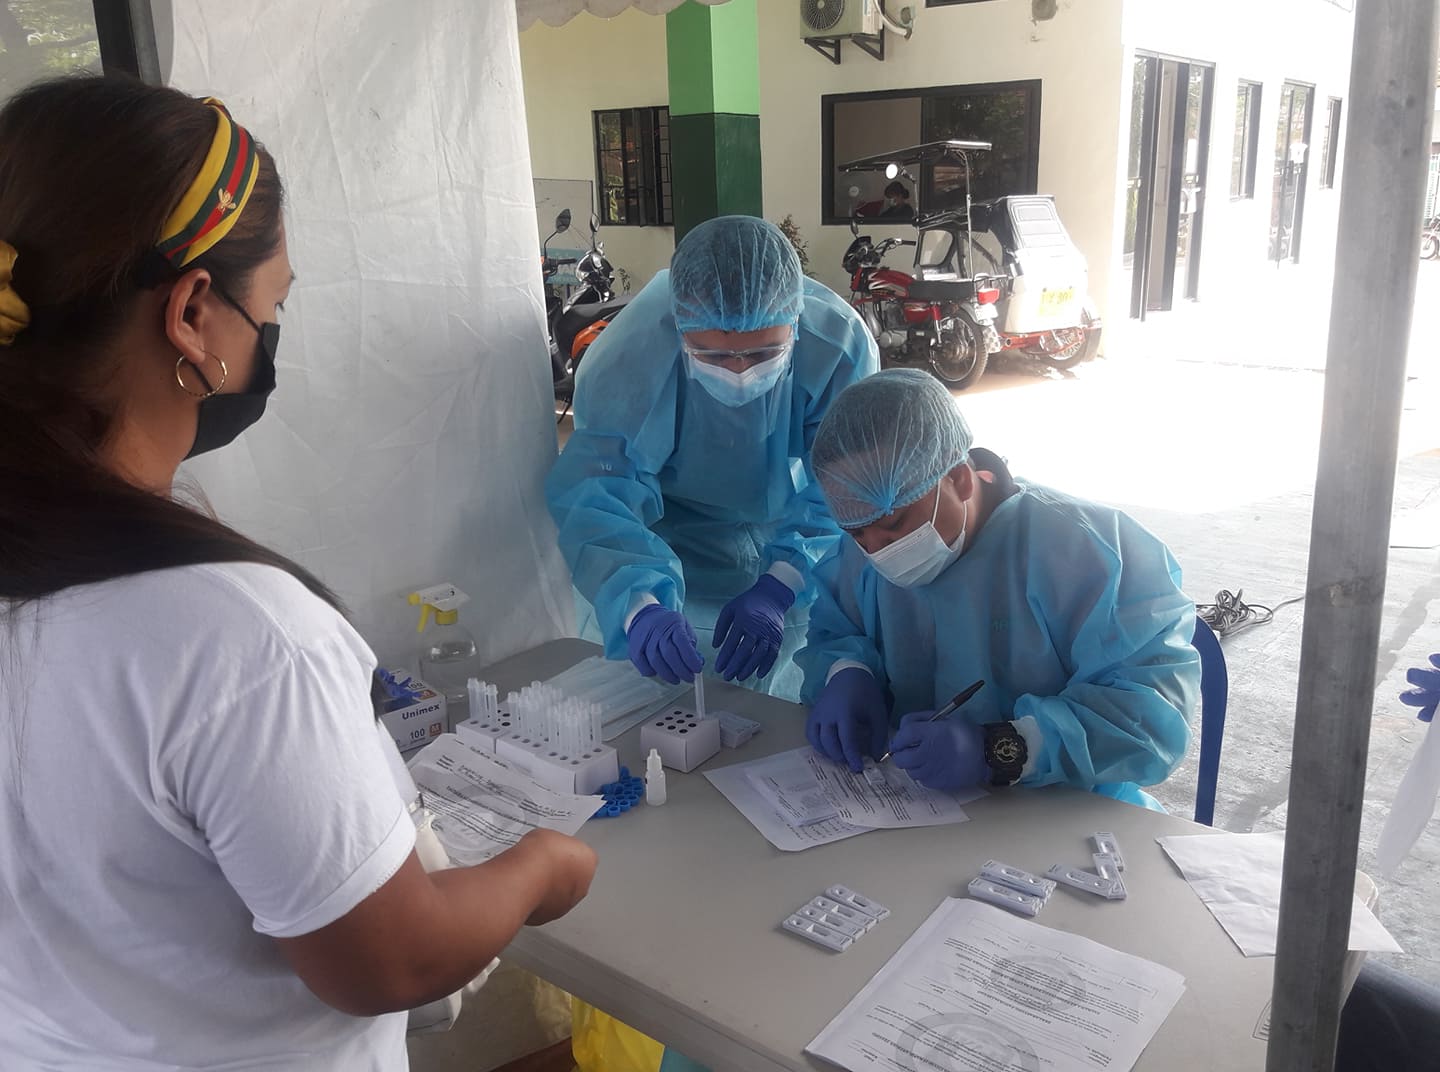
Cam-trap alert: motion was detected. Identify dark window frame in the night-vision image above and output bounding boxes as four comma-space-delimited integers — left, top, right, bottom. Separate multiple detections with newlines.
592, 106, 673, 228
1320, 96, 1343, 189
820, 79, 1042, 226
1231, 80, 1262, 200
1270, 79, 1316, 264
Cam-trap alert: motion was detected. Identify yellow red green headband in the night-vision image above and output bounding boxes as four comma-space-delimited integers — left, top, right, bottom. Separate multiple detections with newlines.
155, 98, 259, 269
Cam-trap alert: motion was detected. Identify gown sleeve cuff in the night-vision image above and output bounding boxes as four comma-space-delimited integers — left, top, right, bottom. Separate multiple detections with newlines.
826, 660, 873, 684
624, 593, 661, 633
764, 561, 805, 595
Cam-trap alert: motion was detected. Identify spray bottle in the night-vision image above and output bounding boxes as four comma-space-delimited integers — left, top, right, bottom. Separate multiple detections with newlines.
408, 583, 480, 723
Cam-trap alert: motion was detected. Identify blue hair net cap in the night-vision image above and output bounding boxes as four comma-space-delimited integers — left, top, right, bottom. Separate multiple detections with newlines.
670, 216, 803, 334
812, 368, 973, 528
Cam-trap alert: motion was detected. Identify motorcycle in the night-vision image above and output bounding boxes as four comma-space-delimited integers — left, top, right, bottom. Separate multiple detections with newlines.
841, 218, 1002, 389
541, 209, 632, 414
839, 141, 1101, 386
839, 141, 1003, 390
1421, 216, 1439, 261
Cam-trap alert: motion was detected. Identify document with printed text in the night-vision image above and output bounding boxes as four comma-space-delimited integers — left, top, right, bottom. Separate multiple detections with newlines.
409, 735, 601, 866
807, 898, 1186, 1072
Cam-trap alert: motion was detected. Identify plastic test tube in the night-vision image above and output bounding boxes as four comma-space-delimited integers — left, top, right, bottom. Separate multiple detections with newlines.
694, 674, 707, 719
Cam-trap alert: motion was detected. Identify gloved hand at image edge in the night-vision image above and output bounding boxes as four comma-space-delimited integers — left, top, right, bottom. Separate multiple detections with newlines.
1401, 653, 1440, 723
712, 574, 796, 683
888, 712, 990, 791
806, 667, 889, 772
626, 605, 704, 684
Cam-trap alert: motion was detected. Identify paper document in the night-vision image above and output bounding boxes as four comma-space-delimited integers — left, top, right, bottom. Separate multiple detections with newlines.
807, 750, 986, 829
1376, 714, 1440, 876
806, 899, 1186, 1066
706, 746, 976, 852
706, 751, 870, 852
409, 735, 601, 866
1157, 831, 1401, 956
807, 898, 1186, 1072
748, 764, 840, 827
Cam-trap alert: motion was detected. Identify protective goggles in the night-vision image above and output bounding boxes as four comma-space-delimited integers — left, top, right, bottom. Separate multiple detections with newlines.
681, 337, 795, 370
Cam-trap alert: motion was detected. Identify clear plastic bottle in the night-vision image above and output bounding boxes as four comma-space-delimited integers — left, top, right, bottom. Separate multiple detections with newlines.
409, 584, 482, 723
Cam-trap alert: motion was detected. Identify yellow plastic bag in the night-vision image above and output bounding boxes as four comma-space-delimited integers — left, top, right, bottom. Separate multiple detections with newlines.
571, 1000, 664, 1072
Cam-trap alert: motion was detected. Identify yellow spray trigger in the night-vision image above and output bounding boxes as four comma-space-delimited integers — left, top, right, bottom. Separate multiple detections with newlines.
408, 584, 468, 633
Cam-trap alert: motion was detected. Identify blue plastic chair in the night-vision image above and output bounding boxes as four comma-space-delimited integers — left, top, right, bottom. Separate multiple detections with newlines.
1191, 615, 1228, 827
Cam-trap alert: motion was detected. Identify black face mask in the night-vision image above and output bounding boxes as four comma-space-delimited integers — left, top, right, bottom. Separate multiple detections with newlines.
186, 290, 280, 460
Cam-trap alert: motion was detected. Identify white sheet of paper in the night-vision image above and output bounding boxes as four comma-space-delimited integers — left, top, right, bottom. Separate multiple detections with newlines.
409, 735, 602, 865
705, 752, 871, 852
1157, 831, 1401, 956
807, 898, 1186, 1072
807, 750, 986, 829
747, 766, 840, 827
1376, 714, 1440, 876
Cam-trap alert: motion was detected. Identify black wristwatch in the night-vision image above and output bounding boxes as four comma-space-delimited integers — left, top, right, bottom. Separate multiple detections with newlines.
982, 721, 1027, 787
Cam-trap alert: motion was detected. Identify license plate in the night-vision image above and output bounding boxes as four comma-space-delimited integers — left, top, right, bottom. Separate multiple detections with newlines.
1038, 287, 1075, 316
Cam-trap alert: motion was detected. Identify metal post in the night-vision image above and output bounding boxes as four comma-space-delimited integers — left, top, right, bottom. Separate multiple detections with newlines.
91, 0, 162, 84
1267, 2, 1438, 1069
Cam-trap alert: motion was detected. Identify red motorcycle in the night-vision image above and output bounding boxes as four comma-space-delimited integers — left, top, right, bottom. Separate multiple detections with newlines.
840, 140, 1003, 390
842, 220, 1002, 390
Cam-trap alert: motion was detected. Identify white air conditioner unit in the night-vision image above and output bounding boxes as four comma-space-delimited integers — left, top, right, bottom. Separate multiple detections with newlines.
799, 0, 880, 38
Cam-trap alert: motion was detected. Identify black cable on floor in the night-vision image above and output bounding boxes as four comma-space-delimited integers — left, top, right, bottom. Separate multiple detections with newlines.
1196, 588, 1306, 639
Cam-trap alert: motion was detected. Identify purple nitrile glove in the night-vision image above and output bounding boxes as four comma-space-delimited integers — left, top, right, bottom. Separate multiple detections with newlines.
1400, 653, 1440, 723
805, 667, 889, 773
626, 604, 704, 685
713, 574, 796, 683
888, 712, 989, 791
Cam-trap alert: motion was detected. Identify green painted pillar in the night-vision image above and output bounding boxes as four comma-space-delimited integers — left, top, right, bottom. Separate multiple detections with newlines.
665, 0, 762, 240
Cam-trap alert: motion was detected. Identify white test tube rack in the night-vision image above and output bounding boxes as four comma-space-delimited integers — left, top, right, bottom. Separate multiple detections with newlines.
459, 678, 618, 795
639, 705, 722, 772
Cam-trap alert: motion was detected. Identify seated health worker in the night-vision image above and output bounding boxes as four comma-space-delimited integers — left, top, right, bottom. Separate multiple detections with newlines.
545, 215, 877, 701
0, 77, 595, 1070
797, 369, 1199, 808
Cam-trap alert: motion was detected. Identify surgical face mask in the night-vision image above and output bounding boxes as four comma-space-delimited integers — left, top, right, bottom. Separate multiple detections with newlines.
187, 299, 280, 459
685, 344, 792, 408
864, 483, 968, 589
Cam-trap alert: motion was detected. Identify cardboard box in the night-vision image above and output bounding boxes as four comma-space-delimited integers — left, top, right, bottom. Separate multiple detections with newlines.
375, 670, 448, 754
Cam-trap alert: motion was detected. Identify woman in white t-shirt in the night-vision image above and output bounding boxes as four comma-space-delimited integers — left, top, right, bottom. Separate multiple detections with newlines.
0, 77, 596, 1071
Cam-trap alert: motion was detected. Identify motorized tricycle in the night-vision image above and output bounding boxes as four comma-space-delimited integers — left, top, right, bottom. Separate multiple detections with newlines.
839, 140, 1101, 387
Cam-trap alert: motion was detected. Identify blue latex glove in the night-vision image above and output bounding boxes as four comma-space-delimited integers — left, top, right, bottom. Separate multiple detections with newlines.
713, 574, 797, 683
888, 712, 989, 791
1400, 653, 1440, 722
806, 667, 889, 772
626, 605, 704, 684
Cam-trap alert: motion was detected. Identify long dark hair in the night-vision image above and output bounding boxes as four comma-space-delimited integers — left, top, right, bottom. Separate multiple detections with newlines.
0, 76, 339, 609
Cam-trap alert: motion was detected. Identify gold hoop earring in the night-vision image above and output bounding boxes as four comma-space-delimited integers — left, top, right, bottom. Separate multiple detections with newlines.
174, 351, 227, 399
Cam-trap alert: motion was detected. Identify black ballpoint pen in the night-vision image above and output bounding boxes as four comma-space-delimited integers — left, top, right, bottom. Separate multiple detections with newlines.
876, 678, 986, 764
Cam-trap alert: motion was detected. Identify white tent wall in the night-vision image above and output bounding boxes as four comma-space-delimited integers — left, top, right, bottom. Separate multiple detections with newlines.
165, 0, 574, 673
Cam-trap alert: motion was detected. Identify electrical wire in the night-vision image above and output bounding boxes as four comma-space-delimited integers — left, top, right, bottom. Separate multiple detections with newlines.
1195, 588, 1306, 639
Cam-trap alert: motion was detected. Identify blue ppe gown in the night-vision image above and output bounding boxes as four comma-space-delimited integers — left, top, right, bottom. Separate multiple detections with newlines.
546, 270, 879, 700
797, 481, 1199, 807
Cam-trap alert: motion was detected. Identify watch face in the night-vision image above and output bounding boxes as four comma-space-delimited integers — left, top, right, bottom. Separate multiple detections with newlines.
993, 737, 1023, 765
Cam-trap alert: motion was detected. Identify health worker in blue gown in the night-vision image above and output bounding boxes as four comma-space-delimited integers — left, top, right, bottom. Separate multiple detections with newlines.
545, 216, 878, 700
797, 368, 1199, 809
